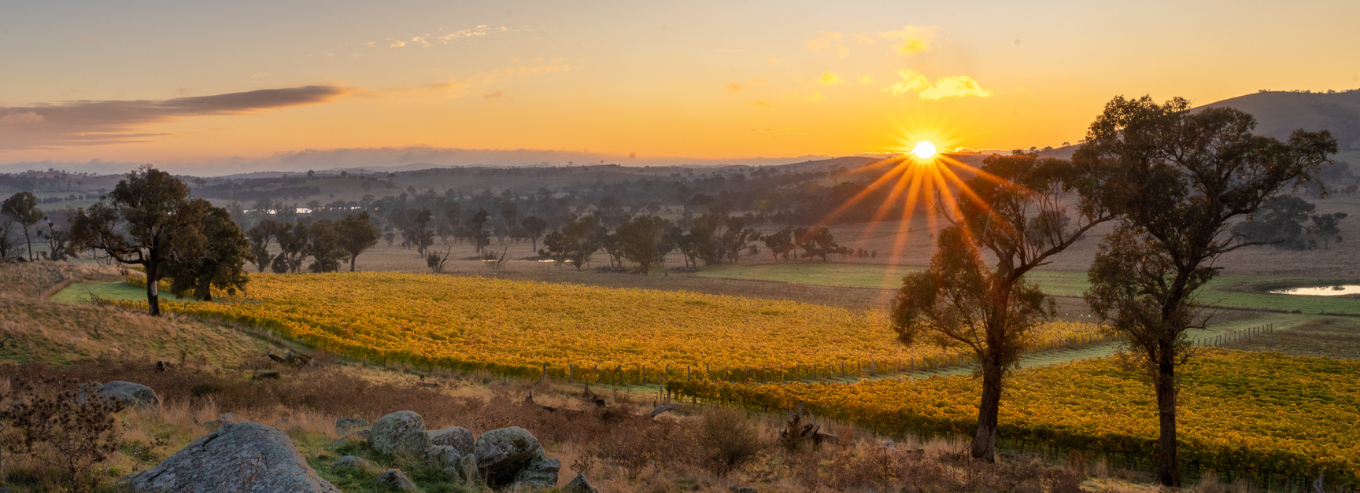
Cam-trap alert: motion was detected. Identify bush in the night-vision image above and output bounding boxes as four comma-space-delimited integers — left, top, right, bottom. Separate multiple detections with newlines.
0, 373, 124, 493
697, 407, 762, 476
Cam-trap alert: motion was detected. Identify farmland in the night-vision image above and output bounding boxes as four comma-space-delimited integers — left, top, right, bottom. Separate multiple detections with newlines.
669, 349, 1360, 484
698, 263, 1360, 315
102, 272, 1105, 381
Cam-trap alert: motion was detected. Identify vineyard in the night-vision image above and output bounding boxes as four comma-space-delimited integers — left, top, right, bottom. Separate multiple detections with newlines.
110, 272, 1104, 382
668, 349, 1360, 485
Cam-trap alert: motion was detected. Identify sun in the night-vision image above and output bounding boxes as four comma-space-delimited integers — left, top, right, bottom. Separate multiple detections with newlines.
911, 141, 937, 160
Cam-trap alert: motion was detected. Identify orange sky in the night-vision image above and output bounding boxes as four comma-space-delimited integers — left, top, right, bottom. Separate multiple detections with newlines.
2, 0, 1358, 173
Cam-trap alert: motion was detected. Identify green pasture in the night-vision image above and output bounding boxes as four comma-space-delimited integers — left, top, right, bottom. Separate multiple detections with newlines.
697, 263, 1360, 315
51, 281, 197, 304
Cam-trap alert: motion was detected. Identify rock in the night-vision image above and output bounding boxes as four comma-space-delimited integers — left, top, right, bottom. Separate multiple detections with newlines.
332, 455, 377, 475
335, 417, 369, 436
423, 445, 461, 470
564, 473, 600, 493
203, 412, 236, 431
377, 469, 419, 492
457, 452, 481, 484
512, 450, 560, 488
119, 422, 339, 493
474, 426, 542, 487
370, 411, 430, 457
100, 381, 160, 407
426, 426, 475, 456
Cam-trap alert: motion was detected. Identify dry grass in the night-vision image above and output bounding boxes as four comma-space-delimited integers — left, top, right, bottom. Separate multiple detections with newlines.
0, 296, 275, 366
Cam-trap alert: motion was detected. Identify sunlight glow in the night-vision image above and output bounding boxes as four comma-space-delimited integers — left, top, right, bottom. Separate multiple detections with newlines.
911, 141, 938, 160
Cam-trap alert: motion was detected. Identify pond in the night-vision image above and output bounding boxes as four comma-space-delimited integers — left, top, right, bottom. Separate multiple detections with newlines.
1269, 285, 1360, 296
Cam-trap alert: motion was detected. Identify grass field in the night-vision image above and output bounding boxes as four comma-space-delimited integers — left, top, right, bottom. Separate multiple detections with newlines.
671, 349, 1360, 484
697, 263, 1360, 315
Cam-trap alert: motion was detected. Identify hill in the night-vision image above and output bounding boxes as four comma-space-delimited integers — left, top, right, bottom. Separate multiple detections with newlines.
1203, 90, 1360, 156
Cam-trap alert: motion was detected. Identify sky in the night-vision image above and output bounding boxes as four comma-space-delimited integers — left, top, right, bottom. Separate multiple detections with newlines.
2, 0, 1358, 175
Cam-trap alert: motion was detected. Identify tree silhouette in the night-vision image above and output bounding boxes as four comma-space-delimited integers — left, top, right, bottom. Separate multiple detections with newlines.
1077, 95, 1335, 487
891, 151, 1114, 462
521, 215, 549, 252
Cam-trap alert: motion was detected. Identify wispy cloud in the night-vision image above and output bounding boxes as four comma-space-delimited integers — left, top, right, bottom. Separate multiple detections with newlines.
880, 25, 938, 54
884, 70, 990, 99
374, 25, 511, 50
483, 90, 504, 100
820, 72, 843, 84
725, 78, 768, 93
0, 86, 357, 150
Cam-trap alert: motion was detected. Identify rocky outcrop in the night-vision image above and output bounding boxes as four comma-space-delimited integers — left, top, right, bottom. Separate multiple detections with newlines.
119, 422, 339, 493
100, 381, 160, 407
371, 411, 429, 457
475, 426, 546, 487
427, 426, 475, 456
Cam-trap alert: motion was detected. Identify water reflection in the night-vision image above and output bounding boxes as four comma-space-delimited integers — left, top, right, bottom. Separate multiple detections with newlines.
1269, 285, 1360, 296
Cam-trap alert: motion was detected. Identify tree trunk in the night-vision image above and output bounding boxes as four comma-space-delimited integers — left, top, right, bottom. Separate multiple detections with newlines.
970, 358, 1003, 461
21, 225, 32, 261
350, 253, 358, 272
1155, 346, 1181, 486
146, 261, 161, 316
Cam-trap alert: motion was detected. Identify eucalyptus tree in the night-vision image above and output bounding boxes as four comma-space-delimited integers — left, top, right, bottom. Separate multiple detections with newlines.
1077, 95, 1335, 486
1, 192, 43, 260
890, 151, 1114, 461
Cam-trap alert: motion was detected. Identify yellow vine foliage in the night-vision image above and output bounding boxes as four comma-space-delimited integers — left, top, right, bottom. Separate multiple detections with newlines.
111, 272, 1101, 380
670, 350, 1360, 482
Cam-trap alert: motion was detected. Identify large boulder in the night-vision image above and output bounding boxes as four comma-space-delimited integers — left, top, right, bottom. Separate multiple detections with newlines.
474, 426, 542, 487
513, 450, 560, 488
119, 422, 339, 493
370, 411, 429, 457
332, 455, 378, 475
427, 426, 475, 456
100, 381, 160, 407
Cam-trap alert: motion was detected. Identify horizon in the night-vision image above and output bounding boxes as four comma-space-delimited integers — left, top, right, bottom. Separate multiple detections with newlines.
4, 1, 1359, 175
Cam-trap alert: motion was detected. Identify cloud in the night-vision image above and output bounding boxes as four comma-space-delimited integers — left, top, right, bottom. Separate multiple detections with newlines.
437, 25, 509, 43
820, 72, 843, 84
388, 39, 407, 48
382, 25, 510, 50
859, 76, 873, 84
880, 25, 937, 54
748, 101, 773, 109
0, 111, 45, 126
483, 91, 503, 99
919, 76, 991, 99
725, 78, 768, 93
885, 70, 931, 96
0, 86, 356, 150
884, 70, 990, 99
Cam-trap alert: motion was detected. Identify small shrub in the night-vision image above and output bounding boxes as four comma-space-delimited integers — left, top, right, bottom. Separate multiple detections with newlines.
697, 407, 762, 476
0, 374, 124, 493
